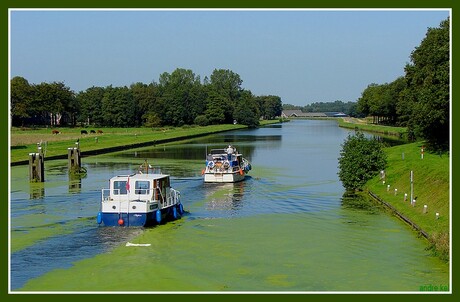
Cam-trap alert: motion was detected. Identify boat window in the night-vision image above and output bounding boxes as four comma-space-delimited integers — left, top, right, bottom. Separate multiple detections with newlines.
135, 181, 150, 195
113, 181, 128, 195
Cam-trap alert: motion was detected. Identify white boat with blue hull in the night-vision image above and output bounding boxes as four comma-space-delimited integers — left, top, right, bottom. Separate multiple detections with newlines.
97, 169, 183, 227
203, 145, 252, 183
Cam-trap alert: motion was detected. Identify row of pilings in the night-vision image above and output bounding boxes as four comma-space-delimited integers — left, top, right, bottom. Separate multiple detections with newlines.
29, 142, 84, 182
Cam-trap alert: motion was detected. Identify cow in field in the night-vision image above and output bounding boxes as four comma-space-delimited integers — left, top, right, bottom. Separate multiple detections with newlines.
81, 130, 88, 135
90, 130, 96, 134
52, 130, 60, 134
97, 130, 103, 134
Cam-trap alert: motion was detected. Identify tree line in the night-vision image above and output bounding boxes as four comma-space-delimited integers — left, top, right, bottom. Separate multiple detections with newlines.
284, 18, 449, 150
357, 18, 449, 150
11, 68, 283, 129
283, 100, 360, 117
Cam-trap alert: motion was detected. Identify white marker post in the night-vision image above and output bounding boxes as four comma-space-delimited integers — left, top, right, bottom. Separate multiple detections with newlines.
410, 171, 414, 206
404, 193, 408, 201
394, 188, 398, 196
423, 205, 428, 214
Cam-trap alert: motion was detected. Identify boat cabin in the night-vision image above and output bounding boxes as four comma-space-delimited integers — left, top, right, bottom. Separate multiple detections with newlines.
102, 173, 175, 208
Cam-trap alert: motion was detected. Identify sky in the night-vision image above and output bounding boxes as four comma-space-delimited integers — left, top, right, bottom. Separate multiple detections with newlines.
9, 9, 450, 106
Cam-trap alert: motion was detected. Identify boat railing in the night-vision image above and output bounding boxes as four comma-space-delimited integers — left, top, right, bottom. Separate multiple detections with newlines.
102, 188, 134, 201
206, 164, 242, 172
155, 186, 164, 205
102, 188, 153, 203
133, 188, 151, 195
169, 188, 181, 206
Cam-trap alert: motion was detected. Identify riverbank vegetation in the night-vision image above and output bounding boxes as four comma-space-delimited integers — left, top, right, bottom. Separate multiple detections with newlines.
337, 117, 407, 138
365, 142, 449, 261
10, 120, 280, 164
9, 124, 218, 164
338, 132, 387, 191
338, 18, 450, 261
354, 18, 449, 151
283, 100, 359, 117
337, 129, 449, 261
11, 69, 283, 130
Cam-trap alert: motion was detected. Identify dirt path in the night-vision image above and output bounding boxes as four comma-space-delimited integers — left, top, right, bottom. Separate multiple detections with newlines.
341, 117, 368, 124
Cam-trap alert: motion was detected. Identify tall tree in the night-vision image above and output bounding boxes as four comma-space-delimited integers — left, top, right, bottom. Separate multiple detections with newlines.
101, 86, 135, 127
130, 82, 160, 127
205, 90, 226, 125
404, 18, 450, 150
209, 69, 243, 123
234, 90, 260, 127
257, 95, 282, 120
11, 76, 34, 126
77, 86, 106, 126
158, 68, 202, 126
381, 77, 405, 125
357, 83, 381, 123
34, 82, 75, 126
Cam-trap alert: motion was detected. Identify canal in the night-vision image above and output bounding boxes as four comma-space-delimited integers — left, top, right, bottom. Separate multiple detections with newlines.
9, 119, 449, 292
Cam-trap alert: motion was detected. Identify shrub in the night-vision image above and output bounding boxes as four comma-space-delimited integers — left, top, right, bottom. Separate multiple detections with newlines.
194, 115, 209, 126
338, 132, 387, 191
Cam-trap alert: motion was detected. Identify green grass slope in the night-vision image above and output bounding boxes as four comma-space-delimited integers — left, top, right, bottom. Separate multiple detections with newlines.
365, 142, 449, 260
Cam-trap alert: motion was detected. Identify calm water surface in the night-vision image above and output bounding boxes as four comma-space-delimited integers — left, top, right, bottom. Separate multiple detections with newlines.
10, 120, 449, 292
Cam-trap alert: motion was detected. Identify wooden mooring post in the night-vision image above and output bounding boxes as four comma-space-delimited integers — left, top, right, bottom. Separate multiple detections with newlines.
68, 142, 82, 173
29, 146, 44, 182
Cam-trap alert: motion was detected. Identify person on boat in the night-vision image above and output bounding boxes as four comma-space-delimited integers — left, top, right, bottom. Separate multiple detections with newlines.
226, 145, 234, 161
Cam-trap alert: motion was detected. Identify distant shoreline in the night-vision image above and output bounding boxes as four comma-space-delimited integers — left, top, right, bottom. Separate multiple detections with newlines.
337, 117, 407, 137
10, 120, 281, 166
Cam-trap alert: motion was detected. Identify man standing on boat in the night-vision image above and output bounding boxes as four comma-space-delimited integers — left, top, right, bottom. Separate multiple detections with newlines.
226, 145, 234, 161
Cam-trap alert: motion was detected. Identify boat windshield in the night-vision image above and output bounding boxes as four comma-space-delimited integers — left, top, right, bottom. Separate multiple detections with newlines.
113, 181, 128, 195
210, 149, 226, 155
135, 180, 150, 195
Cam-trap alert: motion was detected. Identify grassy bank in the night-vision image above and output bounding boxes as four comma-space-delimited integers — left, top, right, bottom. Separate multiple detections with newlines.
364, 141, 449, 261
10, 121, 279, 165
338, 117, 407, 138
